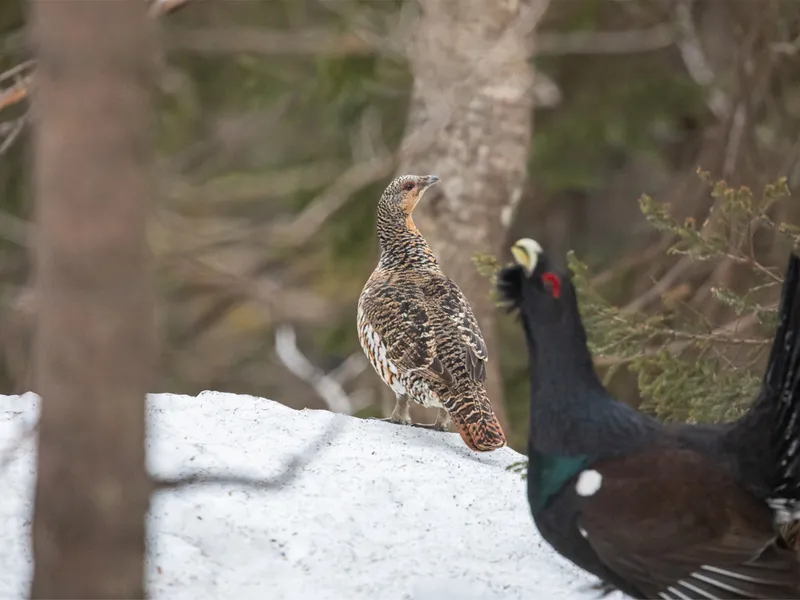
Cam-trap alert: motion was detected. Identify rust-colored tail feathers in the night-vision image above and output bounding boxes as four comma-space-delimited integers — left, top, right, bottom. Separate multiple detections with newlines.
449, 389, 506, 452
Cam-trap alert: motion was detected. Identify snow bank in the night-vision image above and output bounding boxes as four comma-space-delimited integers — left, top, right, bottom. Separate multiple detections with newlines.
0, 391, 614, 599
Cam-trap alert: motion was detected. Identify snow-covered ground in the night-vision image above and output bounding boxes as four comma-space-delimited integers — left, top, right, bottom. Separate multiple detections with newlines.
0, 391, 615, 599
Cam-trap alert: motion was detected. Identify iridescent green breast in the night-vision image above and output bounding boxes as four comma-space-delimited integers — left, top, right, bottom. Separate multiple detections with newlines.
527, 448, 593, 513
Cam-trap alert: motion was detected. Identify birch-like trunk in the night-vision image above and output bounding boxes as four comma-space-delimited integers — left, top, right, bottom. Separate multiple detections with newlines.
398, 0, 550, 433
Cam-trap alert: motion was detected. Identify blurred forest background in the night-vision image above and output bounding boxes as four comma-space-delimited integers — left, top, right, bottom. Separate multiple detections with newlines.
2, 0, 800, 450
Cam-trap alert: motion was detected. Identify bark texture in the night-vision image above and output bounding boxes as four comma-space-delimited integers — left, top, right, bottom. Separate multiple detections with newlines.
29, 0, 155, 597
398, 0, 550, 432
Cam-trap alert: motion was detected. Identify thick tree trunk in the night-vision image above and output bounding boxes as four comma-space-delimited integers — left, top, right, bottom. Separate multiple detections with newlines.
29, 0, 155, 597
398, 0, 549, 433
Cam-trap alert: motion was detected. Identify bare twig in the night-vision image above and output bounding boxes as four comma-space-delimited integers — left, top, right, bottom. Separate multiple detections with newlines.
270, 152, 397, 247
673, 0, 731, 120
269, 55, 504, 248
156, 14, 676, 247
275, 324, 368, 414
0, 3, 196, 116
328, 352, 369, 387
162, 95, 295, 176
621, 174, 772, 314
722, 104, 747, 177
0, 115, 26, 157
594, 312, 764, 368
668, 327, 766, 347
166, 161, 345, 208
590, 240, 671, 288
536, 24, 676, 55
148, 0, 194, 18
0, 61, 34, 114
772, 35, 800, 56
350, 107, 389, 166
167, 20, 675, 58
163, 255, 338, 325
0, 60, 35, 84
168, 27, 373, 56
188, 7, 558, 253
621, 255, 699, 314
720, 251, 783, 284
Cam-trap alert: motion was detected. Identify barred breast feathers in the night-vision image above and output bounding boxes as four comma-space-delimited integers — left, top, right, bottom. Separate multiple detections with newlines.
356, 174, 506, 451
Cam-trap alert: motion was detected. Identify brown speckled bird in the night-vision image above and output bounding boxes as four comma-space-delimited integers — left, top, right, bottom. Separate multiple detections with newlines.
357, 174, 506, 452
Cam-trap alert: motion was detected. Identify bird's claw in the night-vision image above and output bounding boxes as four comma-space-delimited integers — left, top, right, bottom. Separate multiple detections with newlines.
369, 416, 413, 427
411, 422, 449, 432
368, 416, 449, 431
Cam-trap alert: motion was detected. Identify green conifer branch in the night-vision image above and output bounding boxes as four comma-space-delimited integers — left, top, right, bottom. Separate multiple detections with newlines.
507, 172, 792, 478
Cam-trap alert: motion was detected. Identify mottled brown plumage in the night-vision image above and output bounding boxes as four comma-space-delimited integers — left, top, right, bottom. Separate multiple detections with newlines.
357, 174, 506, 452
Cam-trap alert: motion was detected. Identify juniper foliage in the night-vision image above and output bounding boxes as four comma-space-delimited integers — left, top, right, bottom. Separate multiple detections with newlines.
501, 171, 794, 475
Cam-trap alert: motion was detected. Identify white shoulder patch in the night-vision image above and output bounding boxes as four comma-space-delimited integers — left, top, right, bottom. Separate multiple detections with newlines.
575, 469, 602, 497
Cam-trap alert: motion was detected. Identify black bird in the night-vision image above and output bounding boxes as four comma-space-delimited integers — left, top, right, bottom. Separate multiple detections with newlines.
497, 237, 800, 600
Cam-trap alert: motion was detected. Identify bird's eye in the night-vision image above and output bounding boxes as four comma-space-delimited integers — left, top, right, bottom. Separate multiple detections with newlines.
403, 182, 415, 191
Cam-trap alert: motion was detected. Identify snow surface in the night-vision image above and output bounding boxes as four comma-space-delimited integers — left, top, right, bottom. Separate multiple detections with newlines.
0, 391, 622, 600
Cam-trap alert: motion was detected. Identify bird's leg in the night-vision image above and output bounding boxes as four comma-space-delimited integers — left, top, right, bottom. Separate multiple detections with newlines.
391, 394, 412, 424
411, 407, 452, 432
371, 394, 412, 426
435, 408, 452, 431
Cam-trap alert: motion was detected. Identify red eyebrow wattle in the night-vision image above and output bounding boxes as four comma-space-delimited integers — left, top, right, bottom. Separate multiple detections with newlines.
542, 272, 562, 299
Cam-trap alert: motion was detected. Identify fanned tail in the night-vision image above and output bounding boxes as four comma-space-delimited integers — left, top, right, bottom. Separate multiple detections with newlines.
496, 265, 524, 312
762, 252, 800, 522
448, 388, 507, 452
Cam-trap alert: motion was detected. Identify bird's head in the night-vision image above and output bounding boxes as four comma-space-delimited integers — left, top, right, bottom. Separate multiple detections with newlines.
497, 237, 572, 322
377, 174, 440, 222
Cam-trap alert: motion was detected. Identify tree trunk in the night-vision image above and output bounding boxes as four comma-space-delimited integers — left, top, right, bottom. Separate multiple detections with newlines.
29, 0, 155, 597
398, 0, 549, 434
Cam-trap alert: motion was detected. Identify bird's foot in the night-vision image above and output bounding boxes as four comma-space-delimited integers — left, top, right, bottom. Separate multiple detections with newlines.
411, 422, 449, 432
369, 417, 446, 430
369, 416, 413, 427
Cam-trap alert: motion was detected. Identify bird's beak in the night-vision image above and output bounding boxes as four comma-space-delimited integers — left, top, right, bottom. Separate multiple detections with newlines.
422, 175, 440, 190
511, 238, 544, 277
402, 175, 440, 215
